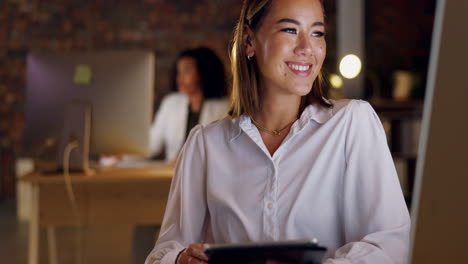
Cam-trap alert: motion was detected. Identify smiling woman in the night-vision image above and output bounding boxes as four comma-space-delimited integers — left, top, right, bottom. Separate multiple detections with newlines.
145, 1, 410, 264
230, 0, 330, 121
232, 0, 329, 155
245, 0, 325, 98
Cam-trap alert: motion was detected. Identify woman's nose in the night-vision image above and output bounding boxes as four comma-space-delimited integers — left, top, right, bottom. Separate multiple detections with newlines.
294, 32, 313, 57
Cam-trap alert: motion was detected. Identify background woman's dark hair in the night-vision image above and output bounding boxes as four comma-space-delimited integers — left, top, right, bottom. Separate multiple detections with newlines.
171, 47, 227, 99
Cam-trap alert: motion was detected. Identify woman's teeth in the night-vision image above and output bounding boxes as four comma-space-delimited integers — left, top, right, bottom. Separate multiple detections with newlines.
288, 63, 310, 72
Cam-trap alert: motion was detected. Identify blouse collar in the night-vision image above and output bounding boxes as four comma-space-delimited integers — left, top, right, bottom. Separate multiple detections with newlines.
230, 103, 334, 141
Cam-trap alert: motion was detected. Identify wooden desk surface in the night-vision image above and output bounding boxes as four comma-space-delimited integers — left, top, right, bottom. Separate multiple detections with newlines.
21, 166, 175, 226
20, 165, 174, 184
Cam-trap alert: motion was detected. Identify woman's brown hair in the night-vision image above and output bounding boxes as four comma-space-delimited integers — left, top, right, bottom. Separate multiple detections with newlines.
228, 0, 331, 118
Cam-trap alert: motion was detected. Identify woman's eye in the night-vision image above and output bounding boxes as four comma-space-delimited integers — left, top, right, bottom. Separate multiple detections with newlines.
281, 28, 297, 34
312, 31, 326, 37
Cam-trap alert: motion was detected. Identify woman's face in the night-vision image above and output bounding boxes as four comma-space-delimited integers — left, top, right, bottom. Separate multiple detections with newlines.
176, 57, 201, 95
247, 0, 326, 97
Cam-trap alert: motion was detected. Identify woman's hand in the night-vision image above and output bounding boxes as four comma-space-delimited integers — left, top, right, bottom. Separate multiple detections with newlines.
176, 244, 209, 264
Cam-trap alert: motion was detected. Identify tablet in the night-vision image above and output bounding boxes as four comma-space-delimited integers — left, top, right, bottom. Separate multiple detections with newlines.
204, 239, 327, 264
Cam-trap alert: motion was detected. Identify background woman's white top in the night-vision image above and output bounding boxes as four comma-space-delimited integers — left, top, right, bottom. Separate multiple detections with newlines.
149, 93, 229, 161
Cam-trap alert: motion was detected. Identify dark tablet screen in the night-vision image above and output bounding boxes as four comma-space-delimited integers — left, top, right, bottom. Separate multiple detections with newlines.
204, 239, 327, 264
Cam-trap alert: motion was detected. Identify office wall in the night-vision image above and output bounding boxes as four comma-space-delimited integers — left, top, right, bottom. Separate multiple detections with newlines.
0, 0, 242, 108
366, 0, 436, 99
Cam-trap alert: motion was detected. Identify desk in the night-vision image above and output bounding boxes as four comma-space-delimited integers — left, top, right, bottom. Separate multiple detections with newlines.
20, 166, 174, 264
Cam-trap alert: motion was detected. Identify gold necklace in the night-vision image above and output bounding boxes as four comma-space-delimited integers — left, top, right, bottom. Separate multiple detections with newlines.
251, 117, 297, 136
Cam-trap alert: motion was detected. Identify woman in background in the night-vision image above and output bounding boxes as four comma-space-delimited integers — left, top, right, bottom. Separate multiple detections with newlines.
149, 47, 229, 162
133, 47, 228, 264
147, 0, 410, 263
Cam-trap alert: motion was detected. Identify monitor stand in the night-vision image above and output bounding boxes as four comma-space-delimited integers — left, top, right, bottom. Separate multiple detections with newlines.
56, 102, 94, 176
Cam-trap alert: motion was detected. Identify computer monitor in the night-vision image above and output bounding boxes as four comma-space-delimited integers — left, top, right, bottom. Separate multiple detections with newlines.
409, 0, 468, 263
23, 50, 154, 169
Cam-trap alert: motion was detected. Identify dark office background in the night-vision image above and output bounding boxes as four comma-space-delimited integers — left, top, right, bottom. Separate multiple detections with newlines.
0, 0, 435, 200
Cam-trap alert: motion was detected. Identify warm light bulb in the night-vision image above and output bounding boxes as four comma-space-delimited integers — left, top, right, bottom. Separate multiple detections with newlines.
329, 74, 343, 89
339, 54, 362, 79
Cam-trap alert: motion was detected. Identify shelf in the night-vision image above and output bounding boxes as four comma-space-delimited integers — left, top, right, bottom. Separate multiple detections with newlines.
371, 98, 424, 120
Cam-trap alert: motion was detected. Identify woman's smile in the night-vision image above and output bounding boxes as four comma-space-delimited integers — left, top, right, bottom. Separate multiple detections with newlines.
285, 61, 313, 77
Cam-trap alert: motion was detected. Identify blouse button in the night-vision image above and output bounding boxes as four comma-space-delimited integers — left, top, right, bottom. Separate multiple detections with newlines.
267, 203, 273, 209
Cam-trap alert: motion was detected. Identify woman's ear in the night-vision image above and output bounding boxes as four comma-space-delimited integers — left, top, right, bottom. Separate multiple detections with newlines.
243, 25, 255, 58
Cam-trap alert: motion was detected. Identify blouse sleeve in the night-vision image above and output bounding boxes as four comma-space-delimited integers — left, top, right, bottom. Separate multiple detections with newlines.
325, 101, 411, 264
145, 125, 208, 264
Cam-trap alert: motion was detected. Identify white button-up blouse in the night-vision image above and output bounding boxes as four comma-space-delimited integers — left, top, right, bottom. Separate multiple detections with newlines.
145, 99, 411, 264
